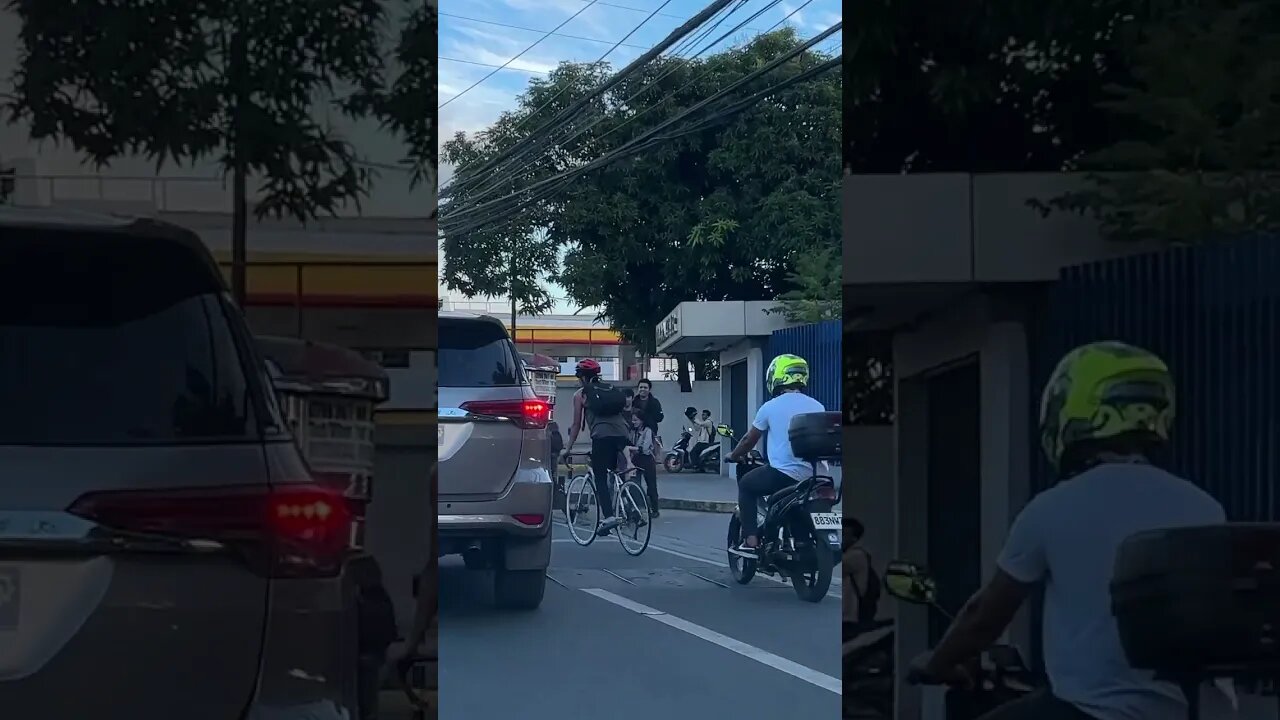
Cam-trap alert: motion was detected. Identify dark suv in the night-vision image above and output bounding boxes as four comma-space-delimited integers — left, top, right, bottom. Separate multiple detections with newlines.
437, 312, 552, 610
0, 209, 359, 719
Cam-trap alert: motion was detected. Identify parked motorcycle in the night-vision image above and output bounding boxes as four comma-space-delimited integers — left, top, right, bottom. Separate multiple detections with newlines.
851, 561, 1036, 720
725, 452, 841, 602
664, 424, 729, 473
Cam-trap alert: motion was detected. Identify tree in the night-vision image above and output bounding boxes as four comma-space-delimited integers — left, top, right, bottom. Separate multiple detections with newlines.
380, 0, 438, 200
444, 30, 839, 354
773, 244, 841, 323
1032, 1, 1280, 243
845, 330, 894, 425
5, 0, 388, 305
438, 63, 608, 319
842, 0, 1168, 174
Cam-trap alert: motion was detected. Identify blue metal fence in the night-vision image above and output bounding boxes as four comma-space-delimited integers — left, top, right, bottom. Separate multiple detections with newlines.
770, 319, 842, 413
1031, 235, 1280, 521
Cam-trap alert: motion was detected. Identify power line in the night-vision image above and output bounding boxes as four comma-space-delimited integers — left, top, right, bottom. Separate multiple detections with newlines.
441, 56, 548, 74
440, 22, 842, 236
449, 0, 818, 212
445, 0, 756, 206
594, 0, 765, 31
442, 0, 741, 194
440, 55, 842, 239
440, 12, 650, 51
439, 0, 603, 109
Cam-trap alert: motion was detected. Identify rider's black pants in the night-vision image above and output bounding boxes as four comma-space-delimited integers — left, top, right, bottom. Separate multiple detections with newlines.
737, 464, 796, 539
591, 436, 628, 517
967, 689, 1090, 720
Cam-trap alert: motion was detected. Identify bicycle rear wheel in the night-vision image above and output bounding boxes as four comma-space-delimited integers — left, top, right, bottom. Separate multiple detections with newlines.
616, 481, 652, 556
565, 473, 599, 546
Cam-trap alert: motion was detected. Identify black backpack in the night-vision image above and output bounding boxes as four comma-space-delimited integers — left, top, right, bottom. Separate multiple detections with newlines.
584, 382, 626, 417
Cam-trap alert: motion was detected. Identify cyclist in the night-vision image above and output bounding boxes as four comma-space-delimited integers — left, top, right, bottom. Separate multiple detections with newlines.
906, 341, 1233, 720
725, 353, 823, 558
562, 358, 629, 536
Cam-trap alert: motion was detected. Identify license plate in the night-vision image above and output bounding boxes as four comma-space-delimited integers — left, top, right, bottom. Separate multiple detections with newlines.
0, 566, 19, 630
810, 512, 841, 530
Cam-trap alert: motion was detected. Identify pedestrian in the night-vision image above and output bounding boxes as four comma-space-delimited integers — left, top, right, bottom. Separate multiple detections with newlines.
627, 409, 661, 517
633, 377, 666, 462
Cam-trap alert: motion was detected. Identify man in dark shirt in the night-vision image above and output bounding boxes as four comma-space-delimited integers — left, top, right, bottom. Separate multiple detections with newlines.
633, 378, 664, 432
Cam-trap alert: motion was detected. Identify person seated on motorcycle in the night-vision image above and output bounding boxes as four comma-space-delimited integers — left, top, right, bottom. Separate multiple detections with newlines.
689, 409, 715, 471
725, 353, 824, 559
908, 341, 1232, 720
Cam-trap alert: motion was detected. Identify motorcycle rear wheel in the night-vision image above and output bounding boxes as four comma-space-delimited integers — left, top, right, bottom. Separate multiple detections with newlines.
790, 526, 834, 602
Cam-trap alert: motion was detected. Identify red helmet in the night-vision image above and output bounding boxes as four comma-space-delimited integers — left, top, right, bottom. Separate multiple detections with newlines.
575, 358, 602, 377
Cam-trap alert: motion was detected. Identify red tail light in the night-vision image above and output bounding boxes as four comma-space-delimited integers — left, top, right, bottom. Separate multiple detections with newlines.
461, 399, 550, 429
512, 513, 545, 526
67, 484, 353, 578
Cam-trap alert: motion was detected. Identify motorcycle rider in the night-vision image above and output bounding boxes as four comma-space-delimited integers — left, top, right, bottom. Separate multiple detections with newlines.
690, 409, 715, 471
562, 358, 629, 535
725, 353, 823, 558
907, 341, 1233, 720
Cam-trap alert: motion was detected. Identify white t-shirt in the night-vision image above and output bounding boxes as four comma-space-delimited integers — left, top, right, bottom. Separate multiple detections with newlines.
751, 390, 824, 481
997, 461, 1233, 720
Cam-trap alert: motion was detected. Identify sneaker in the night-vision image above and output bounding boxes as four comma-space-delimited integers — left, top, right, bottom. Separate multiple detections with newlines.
649, 508, 660, 519
729, 542, 758, 559
597, 516, 621, 536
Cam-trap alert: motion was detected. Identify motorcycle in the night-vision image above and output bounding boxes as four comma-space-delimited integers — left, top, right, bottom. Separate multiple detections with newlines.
664, 424, 728, 473
663, 427, 695, 472
852, 561, 1036, 720
725, 453, 842, 602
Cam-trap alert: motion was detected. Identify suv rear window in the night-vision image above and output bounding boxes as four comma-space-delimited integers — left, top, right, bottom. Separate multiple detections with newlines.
0, 233, 257, 444
439, 318, 521, 387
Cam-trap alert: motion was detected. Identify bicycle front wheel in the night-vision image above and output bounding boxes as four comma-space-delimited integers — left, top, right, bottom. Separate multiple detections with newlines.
565, 473, 599, 546
616, 481, 652, 556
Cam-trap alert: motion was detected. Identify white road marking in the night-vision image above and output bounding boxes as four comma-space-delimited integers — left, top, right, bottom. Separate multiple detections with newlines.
582, 588, 842, 695
553, 520, 841, 599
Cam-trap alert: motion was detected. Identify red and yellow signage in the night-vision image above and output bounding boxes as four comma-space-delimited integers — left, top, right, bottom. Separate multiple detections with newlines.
214, 252, 437, 308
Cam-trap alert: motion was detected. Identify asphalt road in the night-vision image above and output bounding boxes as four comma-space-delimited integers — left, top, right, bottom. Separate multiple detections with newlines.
438, 510, 841, 719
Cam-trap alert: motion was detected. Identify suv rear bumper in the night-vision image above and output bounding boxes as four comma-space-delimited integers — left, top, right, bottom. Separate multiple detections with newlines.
438, 467, 553, 567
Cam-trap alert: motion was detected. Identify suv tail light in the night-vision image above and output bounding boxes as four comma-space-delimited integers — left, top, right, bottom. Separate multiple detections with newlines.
67, 484, 353, 578
461, 399, 550, 429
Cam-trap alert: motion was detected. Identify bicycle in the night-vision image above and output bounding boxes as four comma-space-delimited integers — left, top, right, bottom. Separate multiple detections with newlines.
561, 451, 652, 556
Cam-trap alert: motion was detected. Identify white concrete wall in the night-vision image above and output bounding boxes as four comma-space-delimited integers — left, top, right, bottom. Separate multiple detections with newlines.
843, 426, 896, 577
381, 351, 437, 411
552, 380, 721, 451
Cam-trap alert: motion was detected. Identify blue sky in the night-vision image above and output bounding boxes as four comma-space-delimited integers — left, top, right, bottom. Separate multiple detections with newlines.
437, 0, 842, 310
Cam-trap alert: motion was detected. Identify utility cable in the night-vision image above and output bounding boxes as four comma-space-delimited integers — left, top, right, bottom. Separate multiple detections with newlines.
438, 54, 841, 239
445, 0, 819, 211
439, 12, 650, 51
442, 0, 741, 193
440, 23, 841, 234
439, 0, 601, 109
443, 0, 751, 204
441, 56, 547, 73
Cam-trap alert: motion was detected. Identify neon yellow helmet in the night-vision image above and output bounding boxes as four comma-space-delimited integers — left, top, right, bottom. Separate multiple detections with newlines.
1039, 341, 1175, 471
766, 354, 809, 396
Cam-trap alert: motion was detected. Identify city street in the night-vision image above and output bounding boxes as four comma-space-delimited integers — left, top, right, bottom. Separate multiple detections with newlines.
438, 510, 841, 718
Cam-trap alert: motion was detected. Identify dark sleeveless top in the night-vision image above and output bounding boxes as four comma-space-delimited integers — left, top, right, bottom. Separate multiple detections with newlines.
850, 548, 881, 628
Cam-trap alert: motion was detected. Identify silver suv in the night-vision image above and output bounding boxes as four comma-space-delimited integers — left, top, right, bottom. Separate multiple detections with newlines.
0, 210, 358, 719
437, 312, 552, 610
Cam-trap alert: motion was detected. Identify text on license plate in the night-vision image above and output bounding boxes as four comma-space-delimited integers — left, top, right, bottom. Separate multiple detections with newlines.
810, 512, 841, 530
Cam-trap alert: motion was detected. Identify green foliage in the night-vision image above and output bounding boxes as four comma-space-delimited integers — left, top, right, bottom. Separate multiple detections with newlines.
843, 0, 1160, 173
444, 29, 840, 351
379, 1, 438, 192
1034, 1, 1280, 243
6, 0, 387, 216
773, 244, 841, 323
